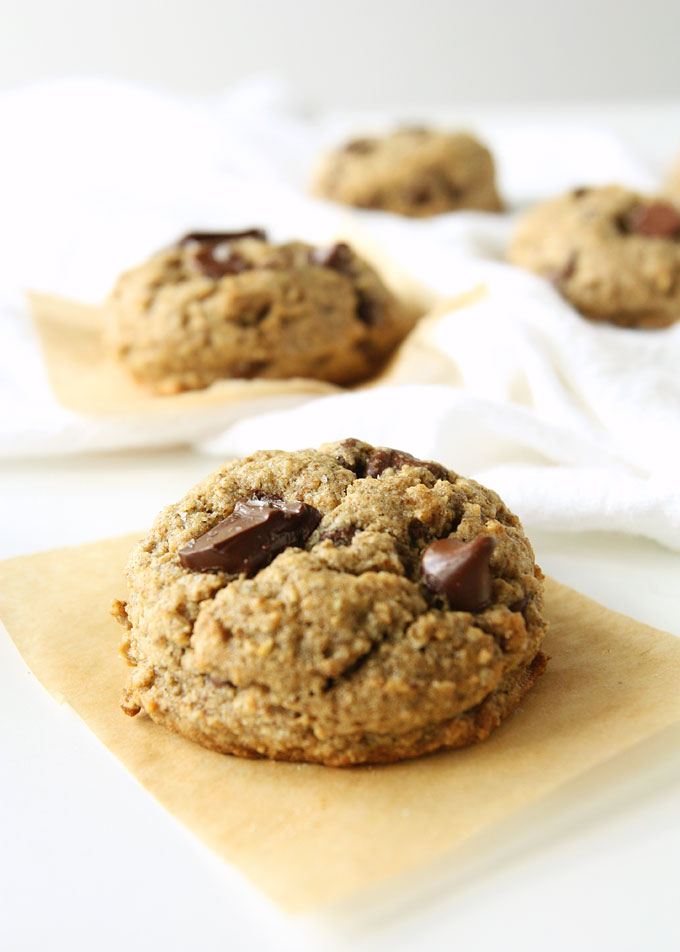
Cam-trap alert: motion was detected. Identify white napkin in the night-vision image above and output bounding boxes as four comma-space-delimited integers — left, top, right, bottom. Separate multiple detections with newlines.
1, 77, 678, 550
203, 263, 680, 550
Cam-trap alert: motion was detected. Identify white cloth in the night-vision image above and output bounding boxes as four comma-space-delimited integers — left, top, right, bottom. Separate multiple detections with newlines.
1, 77, 679, 549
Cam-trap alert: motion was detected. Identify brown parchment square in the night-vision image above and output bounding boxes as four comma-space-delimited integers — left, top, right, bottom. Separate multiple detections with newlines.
1, 534, 679, 913
27, 226, 437, 417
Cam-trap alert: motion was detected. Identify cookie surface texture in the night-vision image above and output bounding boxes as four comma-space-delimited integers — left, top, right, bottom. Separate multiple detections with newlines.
312, 128, 502, 217
104, 234, 410, 393
114, 440, 548, 766
509, 185, 680, 328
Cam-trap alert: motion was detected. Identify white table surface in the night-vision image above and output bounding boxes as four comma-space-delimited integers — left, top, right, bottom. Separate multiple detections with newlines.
1, 448, 679, 952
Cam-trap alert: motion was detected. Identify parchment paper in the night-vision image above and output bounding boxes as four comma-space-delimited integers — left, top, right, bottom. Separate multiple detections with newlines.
1, 534, 680, 913
28, 226, 437, 417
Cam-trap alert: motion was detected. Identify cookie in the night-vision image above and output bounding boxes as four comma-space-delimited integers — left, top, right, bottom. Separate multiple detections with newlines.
509, 185, 680, 328
311, 128, 502, 218
113, 440, 548, 766
104, 232, 411, 393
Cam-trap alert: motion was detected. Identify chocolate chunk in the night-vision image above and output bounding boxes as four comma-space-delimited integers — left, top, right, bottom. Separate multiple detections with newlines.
365, 447, 449, 481
420, 536, 497, 611
356, 291, 381, 326
180, 229, 267, 246
179, 497, 321, 574
625, 202, 680, 238
333, 438, 365, 476
572, 187, 590, 199
343, 138, 376, 155
193, 246, 252, 279
320, 526, 357, 546
311, 242, 354, 274
509, 594, 528, 613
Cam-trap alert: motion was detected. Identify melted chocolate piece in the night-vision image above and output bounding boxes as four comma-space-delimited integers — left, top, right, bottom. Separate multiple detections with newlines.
420, 536, 497, 611
193, 246, 252, 279
333, 438, 365, 475
179, 498, 321, 574
365, 447, 449, 481
510, 594, 528, 613
180, 229, 266, 278
310, 242, 355, 274
180, 229, 267, 246
320, 526, 357, 546
625, 202, 680, 238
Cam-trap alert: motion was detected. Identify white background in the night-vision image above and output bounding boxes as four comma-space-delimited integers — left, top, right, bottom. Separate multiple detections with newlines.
1, 0, 680, 106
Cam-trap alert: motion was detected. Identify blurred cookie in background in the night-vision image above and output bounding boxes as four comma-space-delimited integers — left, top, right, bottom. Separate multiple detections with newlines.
312, 127, 502, 218
104, 231, 413, 393
508, 185, 680, 328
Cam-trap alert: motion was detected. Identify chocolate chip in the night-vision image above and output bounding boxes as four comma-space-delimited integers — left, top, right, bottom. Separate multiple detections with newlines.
333, 439, 365, 476
343, 138, 376, 155
624, 202, 680, 238
365, 447, 449, 481
193, 246, 252, 279
420, 536, 497, 611
320, 526, 357, 546
572, 187, 590, 199
408, 519, 426, 544
179, 498, 321, 575
180, 229, 267, 246
310, 242, 355, 274
356, 291, 381, 326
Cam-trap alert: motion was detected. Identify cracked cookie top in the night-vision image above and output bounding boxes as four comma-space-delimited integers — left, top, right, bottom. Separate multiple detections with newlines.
104, 232, 411, 393
115, 440, 547, 764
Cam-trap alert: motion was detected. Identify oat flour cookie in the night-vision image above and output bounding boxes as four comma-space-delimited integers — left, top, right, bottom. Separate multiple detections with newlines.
509, 185, 680, 328
312, 128, 502, 218
113, 440, 548, 766
105, 232, 410, 393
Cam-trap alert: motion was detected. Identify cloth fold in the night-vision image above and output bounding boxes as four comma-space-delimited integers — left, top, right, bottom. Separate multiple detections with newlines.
1, 77, 678, 549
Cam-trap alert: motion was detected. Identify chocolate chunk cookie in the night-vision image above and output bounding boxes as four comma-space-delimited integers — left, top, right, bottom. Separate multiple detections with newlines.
113, 440, 547, 766
104, 232, 411, 393
509, 185, 680, 328
311, 128, 502, 218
